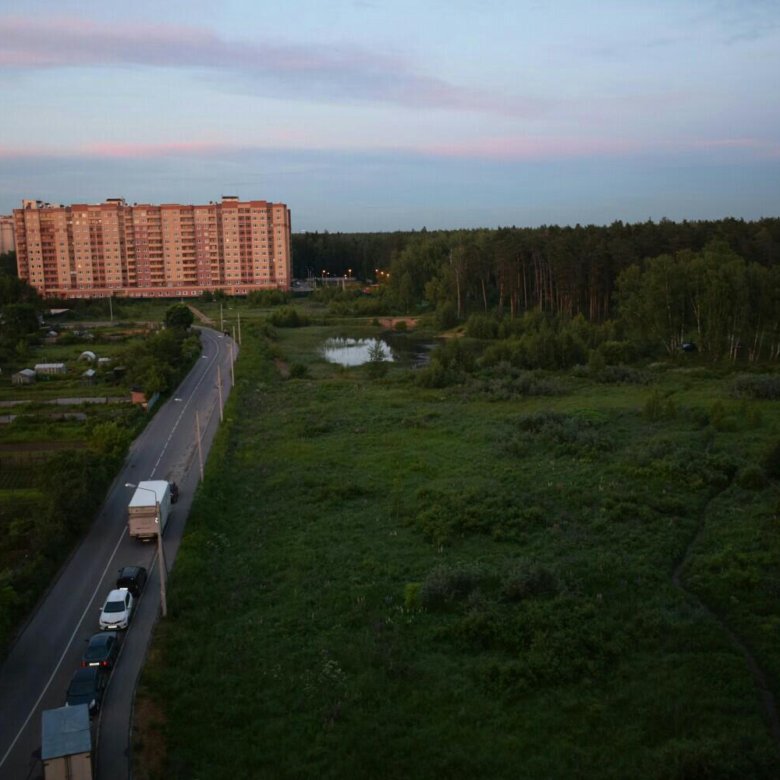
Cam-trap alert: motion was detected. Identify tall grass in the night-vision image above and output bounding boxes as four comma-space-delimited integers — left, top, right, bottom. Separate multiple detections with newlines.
135, 321, 780, 779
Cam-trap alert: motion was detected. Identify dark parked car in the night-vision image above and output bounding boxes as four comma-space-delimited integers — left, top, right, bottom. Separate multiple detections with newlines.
169, 482, 179, 504
82, 632, 119, 670
116, 565, 147, 598
66, 667, 108, 716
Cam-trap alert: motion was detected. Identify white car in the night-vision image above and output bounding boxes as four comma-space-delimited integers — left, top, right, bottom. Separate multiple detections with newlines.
99, 588, 134, 630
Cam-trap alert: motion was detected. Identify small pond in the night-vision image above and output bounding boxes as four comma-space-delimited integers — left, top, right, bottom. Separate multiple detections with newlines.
322, 338, 394, 366
321, 335, 436, 367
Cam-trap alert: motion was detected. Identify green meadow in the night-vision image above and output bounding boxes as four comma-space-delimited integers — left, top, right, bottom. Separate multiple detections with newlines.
136, 320, 780, 779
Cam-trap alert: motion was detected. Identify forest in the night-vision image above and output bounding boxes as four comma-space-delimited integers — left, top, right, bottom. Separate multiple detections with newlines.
293, 217, 780, 364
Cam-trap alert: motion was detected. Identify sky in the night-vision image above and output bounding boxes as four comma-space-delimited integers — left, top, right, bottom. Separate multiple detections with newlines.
1, 0, 779, 232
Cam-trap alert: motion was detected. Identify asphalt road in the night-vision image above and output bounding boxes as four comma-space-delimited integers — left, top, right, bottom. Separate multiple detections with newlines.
0, 327, 236, 780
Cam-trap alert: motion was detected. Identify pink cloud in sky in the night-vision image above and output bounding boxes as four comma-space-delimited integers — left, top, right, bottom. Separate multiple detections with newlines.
86, 141, 231, 159
0, 133, 776, 165
422, 136, 644, 161
0, 15, 545, 117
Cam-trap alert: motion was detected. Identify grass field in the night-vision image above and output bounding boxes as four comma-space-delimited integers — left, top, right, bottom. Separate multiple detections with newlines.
135, 319, 780, 779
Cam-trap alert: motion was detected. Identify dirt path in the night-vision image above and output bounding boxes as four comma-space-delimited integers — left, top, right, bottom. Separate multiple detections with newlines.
187, 304, 214, 325
672, 501, 780, 750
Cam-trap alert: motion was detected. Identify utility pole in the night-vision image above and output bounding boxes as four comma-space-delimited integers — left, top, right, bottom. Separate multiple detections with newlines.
237, 312, 242, 345
195, 411, 204, 482
217, 365, 224, 421
156, 500, 168, 617
220, 302, 224, 333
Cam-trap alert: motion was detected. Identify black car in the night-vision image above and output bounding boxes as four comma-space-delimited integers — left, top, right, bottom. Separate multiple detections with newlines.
82, 632, 120, 670
116, 565, 148, 597
169, 482, 179, 504
66, 667, 107, 716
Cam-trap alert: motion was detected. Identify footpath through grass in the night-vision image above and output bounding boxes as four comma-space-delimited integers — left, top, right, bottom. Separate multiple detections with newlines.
135, 321, 780, 779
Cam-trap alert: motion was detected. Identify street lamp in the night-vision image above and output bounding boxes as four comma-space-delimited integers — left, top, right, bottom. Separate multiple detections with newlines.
125, 482, 167, 617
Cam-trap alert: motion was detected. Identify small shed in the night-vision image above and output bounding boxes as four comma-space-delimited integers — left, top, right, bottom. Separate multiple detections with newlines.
78, 350, 97, 362
130, 387, 148, 406
34, 362, 67, 376
97, 357, 111, 366
41, 704, 93, 780
12, 368, 36, 385
82, 368, 97, 384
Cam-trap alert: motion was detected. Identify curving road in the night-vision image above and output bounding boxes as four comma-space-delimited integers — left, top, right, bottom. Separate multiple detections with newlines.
0, 327, 235, 780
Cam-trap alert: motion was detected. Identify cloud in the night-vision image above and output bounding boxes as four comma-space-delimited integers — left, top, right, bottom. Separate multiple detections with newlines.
0, 15, 544, 117
1, 131, 777, 168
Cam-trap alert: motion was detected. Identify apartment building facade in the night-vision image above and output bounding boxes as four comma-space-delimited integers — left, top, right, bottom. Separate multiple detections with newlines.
0, 216, 14, 255
13, 196, 292, 298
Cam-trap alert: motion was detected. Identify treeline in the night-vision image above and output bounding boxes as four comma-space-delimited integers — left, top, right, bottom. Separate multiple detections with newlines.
294, 218, 778, 284
294, 218, 780, 362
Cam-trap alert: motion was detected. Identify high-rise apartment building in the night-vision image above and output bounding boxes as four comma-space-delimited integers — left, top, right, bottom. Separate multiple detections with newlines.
13, 196, 292, 298
0, 216, 14, 255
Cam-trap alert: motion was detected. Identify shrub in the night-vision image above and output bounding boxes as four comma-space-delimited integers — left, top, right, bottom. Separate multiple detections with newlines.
420, 565, 482, 610
501, 561, 559, 602
594, 365, 652, 385
247, 289, 289, 307
588, 349, 606, 374
403, 582, 421, 609
599, 340, 636, 365
435, 301, 459, 330
644, 390, 675, 421
465, 313, 500, 340
267, 307, 310, 327
731, 374, 780, 400
763, 440, 780, 479
289, 363, 309, 379
735, 465, 768, 490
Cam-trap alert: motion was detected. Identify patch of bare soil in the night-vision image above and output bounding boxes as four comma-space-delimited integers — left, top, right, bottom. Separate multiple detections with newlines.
132, 692, 168, 780
378, 317, 418, 330
274, 358, 290, 378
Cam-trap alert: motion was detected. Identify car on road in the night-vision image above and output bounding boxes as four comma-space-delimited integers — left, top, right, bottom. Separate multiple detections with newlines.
66, 667, 108, 716
81, 631, 120, 669
116, 565, 148, 597
98, 588, 134, 630
169, 482, 179, 504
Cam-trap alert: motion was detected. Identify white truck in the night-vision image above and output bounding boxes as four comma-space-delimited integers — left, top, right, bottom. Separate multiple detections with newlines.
127, 480, 171, 541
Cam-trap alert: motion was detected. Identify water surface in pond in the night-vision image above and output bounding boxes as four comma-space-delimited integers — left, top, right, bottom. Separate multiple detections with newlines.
322, 338, 394, 366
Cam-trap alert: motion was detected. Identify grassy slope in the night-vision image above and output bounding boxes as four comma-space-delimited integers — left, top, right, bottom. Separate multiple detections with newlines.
136, 322, 780, 779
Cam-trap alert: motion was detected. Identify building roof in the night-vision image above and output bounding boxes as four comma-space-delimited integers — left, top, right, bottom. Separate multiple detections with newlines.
41, 705, 91, 759
34, 363, 66, 370
15, 368, 36, 378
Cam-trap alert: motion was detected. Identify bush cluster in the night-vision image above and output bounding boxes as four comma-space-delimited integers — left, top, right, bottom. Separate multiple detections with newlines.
507, 411, 613, 458
731, 374, 780, 400
267, 307, 310, 327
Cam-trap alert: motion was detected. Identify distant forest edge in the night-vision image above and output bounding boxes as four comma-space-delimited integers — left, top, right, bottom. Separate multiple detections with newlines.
293, 217, 780, 363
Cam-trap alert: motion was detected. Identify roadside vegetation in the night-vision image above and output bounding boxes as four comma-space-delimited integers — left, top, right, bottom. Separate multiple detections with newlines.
135, 315, 780, 779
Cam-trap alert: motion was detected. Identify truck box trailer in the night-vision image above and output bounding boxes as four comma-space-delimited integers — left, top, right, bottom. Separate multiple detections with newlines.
41, 705, 93, 780
127, 480, 171, 540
